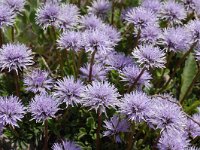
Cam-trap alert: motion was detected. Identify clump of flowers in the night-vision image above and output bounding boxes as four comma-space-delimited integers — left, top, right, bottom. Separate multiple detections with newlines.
52, 139, 81, 150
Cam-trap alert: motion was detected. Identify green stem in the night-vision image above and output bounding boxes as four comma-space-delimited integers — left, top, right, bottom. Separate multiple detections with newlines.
127, 122, 135, 150
127, 67, 146, 93
96, 109, 102, 150
77, 50, 83, 76
43, 120, 48, 150
180, 67, 200, 104
111, 0, 115, 25
0, 28, 2, 47
88, 49, 97, 82
72, 51, 77, 79
157, 43, 197, 93
14, 71, 20, 97
11, 26, 14, 42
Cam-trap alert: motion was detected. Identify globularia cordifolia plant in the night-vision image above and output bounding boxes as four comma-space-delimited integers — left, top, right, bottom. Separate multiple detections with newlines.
1, 0, 200, 149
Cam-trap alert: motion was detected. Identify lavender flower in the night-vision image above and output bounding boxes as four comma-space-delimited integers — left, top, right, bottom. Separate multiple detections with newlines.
139, 25, 162, 44
186, 20, 200, 43
57, 31, 83, 51
118, 91, 150, 122
132, 45, 166, 69
0, 96, 25, 127
29, 94, 59, 122
186, 114, 200, 138
81, 81, 119, 114
79, 14, 104, 29
57, 4, 79, 30
52, 140, 81, 150
88, 0, 111, 17
53, 76, 83, 107
24, 69, 53, 94
159, 1, 186, 25
141, 0, 161, 14
182, 0, 200, 14
124, 7, 158, 30
160, 27, 191, 52
147, 95, 187, 131
157, 128, 189, 150
0, 43, 34, 73
120, 65, 152, 88
0, 5, 15, 27
80, 63, 108, 81
103, 115, 130, 142
36, 1, 60, 28
186, 147, 200, 150
2, 0, 25, 13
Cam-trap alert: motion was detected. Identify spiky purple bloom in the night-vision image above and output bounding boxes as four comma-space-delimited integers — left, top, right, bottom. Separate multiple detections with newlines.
124, 7, 158, 30
36, 1, 60, 28
0, 5, 15, 27
186, 114, 200, 138
159, 1, 186, 25
29, 94, 59, 122
0, 43, 34, 73
79, 14, 104, 29
186, 20, 200, 43
83, 29, 113, 52
52, 140, 81, 150
139, 25, 162, 44
106, 52, 133, 70
0, 96, 25, 127
53, 76, 83, 107
120, 65, 152, 88
118, 91, 150, 122
103, 115, 130, 143
88, 0, 111, 17
80, 63, 108, 81
24, 69, 53, 94
2, 0, 25, 13
81, 81, 119, 114
141, 0, 161, 14
57, 31, 83, 51
186, 147, 200, 150
132, 45, 166, 69
56, 4, 79, 30
157, 128, 190, 150
147, 95, 187, 131
160, 27, 191, 52
182, 0, 200, 14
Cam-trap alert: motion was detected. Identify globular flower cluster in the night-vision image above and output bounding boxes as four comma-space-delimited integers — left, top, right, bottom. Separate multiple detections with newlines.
52, 139, 81, 150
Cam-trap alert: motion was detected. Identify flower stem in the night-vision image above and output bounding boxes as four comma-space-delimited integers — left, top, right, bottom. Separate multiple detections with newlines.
72, 51, 77, 79
127, 122, 135, 150
43, 120, 48, 150
77, 50, 83, 76
96, 109, 102, 150
180, 66, 200, 104
157, 43, 197, 93
11, 26, 14, 42
0, 28, 2, 47
88, 49, 97, 82
128, 67, 146, 93
14, 71, 20, 97
111, 1, 115, 25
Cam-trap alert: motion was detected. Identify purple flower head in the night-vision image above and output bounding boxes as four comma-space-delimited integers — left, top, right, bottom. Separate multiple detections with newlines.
79, 14, 104, 30
118, 91, 150, 122
2, 0, 25, 13
0, 5, 15, 27
160, 27, 191, 52
80, 63, 108, 81
182, 0, 200, 14
24, 69, 53, 94
159, 1, 186, 25
81, 81, 119, 114
0, 95, 25, 127
132, 44, 166, 69
57, 31, 83, 51
147, 95, 187, 131
0, 43, 34, 73
83, 29, 113, 52
186, 114, 200, 138
36, 1, 60, 29
139, 25, 162, 44
88, 0, 111, 17
186, 147, 200, 150
124, 7, 158, 30
29, 94, 59, 122
52, 140, 81, 150
158, 128, 190, 150
186, 20, 200, 43
53, 76, 83, 107
106, 52, 133, 70
195, 42, 200, 60
120, 65, 152, 88
56, 4, 79, 30
103, 115, 130, 143
141, 0, 162, 14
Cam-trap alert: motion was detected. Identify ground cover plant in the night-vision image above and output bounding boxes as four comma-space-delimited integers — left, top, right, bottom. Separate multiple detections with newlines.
0, 0, 200, 149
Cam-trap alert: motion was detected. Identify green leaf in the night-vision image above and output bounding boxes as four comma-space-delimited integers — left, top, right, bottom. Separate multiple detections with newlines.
179, 53, 197, 100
